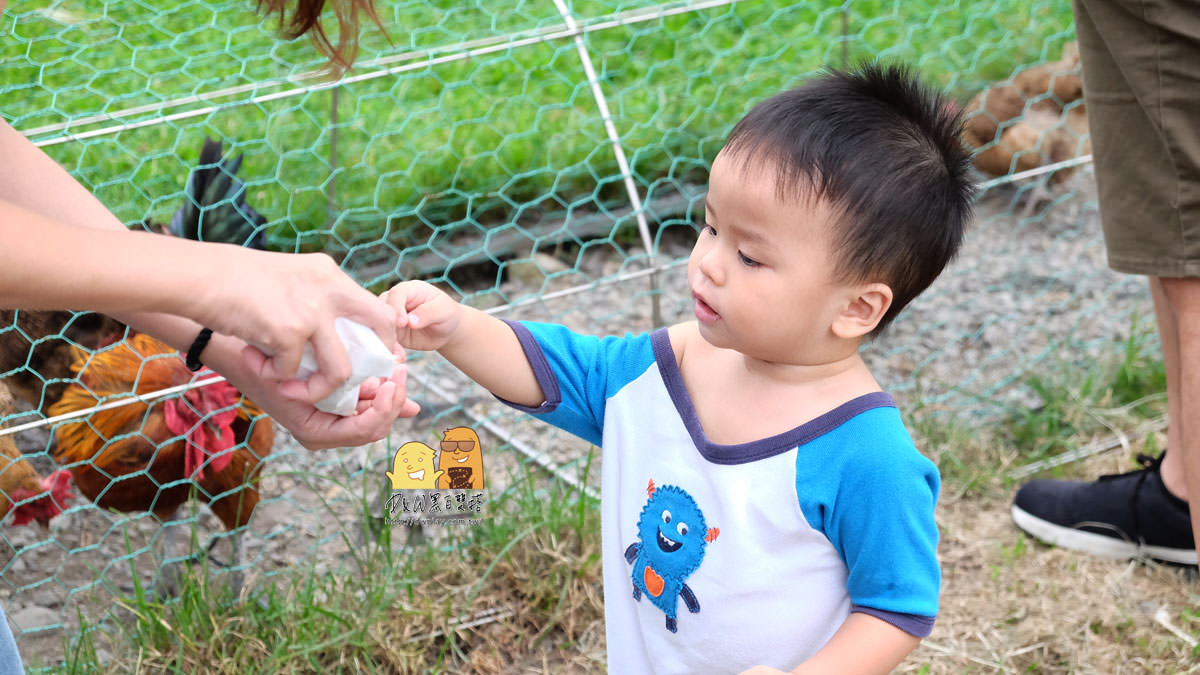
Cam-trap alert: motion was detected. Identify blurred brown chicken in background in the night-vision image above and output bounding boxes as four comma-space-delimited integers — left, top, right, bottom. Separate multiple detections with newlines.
49, 333, 273, 535
0, 139, 274, 588
0, 310, 125, 416
48, 333, 273, 590
960, 42, 1090, 186
0, 381, 74, 528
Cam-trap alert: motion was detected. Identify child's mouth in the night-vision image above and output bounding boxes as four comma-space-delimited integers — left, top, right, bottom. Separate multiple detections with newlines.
692, 293, 720, 323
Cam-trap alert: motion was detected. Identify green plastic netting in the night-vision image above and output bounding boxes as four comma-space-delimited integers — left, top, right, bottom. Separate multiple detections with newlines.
2, 0, 1158, 668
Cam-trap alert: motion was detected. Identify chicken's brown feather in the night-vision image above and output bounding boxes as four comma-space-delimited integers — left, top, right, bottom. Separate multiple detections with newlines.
0, 380, 72, 525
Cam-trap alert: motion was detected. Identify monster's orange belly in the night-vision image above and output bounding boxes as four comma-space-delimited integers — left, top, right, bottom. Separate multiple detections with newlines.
643, 566, 665, 597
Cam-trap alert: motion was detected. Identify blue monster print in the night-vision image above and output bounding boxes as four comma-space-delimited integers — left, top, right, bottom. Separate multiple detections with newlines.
623, 479, 719, 633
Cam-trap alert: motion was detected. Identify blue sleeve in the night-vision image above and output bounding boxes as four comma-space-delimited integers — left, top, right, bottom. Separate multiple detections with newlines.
497, 320, 657, 446
795, 407, 940, 634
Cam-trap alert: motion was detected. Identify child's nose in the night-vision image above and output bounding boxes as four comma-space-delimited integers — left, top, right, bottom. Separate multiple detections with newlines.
697, 246, 724, 286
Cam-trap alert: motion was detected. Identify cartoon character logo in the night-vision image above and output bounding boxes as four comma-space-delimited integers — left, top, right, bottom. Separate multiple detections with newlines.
437, 426, 485, 490
623, 479, 719, 633
386, 441, 444, 489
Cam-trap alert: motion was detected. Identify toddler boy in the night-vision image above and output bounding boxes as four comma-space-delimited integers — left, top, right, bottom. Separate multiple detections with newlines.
386, 62, 974, 673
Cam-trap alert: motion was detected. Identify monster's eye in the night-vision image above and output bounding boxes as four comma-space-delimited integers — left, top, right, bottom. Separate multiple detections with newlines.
677, 522, 689, 536
662, 510, 672, 524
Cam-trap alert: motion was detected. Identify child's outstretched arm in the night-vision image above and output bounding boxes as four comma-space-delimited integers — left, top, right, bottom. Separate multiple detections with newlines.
738, 613, 921, 675
384, 280, 543, 408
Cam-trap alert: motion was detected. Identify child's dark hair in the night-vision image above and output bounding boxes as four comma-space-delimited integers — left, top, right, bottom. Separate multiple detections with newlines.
721, 62, 975, 335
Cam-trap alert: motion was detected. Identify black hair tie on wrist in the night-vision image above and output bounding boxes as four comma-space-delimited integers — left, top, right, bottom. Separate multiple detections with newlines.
185, 327, 214, 372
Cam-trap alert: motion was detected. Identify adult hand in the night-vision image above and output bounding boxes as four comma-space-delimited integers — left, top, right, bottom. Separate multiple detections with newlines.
188, 247, 398, 404
209, 333, 420, 449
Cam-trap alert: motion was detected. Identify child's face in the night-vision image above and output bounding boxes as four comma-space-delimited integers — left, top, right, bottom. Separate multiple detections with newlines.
688, 150, 854, 363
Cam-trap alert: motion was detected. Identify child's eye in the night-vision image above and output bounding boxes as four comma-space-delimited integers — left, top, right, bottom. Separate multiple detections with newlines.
738, 251, 761, 267
701, 223, 716, 236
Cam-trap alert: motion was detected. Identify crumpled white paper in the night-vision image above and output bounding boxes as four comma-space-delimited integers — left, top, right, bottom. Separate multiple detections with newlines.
297, 317, 395, 416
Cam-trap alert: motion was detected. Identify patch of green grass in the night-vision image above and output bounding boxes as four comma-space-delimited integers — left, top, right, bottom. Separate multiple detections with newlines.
910, 316, 1168, 494
4, 0, 1076, 256
999, 318, 1166, 467
61, 517, 418, 672
907, 402, 1000, 494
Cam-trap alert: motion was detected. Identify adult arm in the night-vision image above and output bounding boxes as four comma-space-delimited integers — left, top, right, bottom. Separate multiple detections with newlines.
0, 120, 419, 443
0, 120, 400, 394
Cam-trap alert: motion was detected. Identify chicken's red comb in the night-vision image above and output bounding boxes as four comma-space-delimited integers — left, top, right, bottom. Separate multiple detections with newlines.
8, 471, 74, 526
44, 470, 76, 505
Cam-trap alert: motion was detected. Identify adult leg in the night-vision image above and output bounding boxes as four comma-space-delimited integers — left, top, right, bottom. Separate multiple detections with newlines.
1011, 0, 1200, 565
1149, 277, 1187, 501
1157, 276, 1200, 552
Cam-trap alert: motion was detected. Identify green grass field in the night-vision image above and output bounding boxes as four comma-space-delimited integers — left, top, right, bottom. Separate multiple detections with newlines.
4, 0, 1075, 259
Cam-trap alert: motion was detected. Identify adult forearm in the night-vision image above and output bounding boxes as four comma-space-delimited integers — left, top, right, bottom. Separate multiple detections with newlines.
0, 119, 128, 233
0, 199, 221, 319
2, 117, 403, 399
0, 118, 226, 333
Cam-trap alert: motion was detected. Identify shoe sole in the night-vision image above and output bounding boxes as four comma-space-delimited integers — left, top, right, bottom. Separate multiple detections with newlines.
1011, 504, 1198, 566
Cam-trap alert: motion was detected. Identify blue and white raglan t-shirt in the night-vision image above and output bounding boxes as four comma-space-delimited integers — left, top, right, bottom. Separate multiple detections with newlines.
501, 321, 940, 674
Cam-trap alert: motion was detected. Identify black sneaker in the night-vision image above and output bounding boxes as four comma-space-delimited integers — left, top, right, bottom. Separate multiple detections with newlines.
1011, 453, 1197, 565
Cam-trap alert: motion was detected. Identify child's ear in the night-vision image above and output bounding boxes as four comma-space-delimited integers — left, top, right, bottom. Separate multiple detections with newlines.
832, 283, 893, 339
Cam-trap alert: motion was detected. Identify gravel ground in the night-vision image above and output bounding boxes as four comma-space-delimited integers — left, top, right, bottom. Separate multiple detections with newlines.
4, 167, 1174, 671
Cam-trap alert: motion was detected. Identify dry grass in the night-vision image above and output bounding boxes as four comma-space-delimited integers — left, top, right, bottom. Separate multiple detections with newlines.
926, 492, 1198, 673
911, 435, 1200, 674
381, 511, 607, 673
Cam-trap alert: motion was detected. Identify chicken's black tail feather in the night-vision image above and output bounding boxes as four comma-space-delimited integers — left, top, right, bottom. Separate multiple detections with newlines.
168, 137, 268, 249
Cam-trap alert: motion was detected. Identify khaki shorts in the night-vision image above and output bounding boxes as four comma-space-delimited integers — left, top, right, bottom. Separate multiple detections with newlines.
1073, 0, 1200, 277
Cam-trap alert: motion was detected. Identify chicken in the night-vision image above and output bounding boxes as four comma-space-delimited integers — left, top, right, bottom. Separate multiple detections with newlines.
961, 42, 1088, 184
0, 136, 267, 416
0, 381, 74, 527
0, 309, 125, 415
49, 333, 273, 531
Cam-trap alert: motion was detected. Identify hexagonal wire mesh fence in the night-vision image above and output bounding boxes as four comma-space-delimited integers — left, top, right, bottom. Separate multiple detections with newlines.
0, 0, 1159, 669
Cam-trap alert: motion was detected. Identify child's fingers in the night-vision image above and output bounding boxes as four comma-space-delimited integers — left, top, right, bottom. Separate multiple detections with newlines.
380, 287, 410, 328
385, 281, 440, 329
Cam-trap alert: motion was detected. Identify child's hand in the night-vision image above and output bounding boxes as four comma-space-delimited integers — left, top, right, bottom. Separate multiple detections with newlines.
382, 280, 463, 352
383, 280, 542, 407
